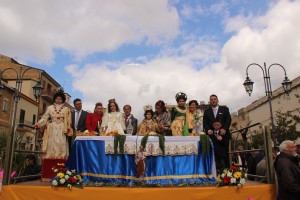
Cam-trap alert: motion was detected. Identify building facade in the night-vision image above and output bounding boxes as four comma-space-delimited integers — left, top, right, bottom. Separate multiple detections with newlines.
230, 75, 300, 149
0, 54, 73, 151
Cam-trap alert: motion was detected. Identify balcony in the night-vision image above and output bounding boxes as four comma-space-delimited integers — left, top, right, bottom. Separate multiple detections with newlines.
41, 89, 56, 102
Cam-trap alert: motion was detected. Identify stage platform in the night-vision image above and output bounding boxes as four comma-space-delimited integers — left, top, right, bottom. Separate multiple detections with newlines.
0, 181, 276, 200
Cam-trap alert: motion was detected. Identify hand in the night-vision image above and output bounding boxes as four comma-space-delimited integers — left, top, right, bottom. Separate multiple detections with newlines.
208, 130, 213, 135
34, 124, 39, 129
217, 135, 223, 141
220, 129, 226, 135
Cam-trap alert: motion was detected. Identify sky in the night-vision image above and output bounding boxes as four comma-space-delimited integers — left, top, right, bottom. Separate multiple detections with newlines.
0, 0, 300, 120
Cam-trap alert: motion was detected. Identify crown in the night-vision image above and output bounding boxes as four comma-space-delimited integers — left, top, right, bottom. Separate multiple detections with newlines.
143, 105, 153, 111
175, 92, 187, 101
108, 99, 116, 104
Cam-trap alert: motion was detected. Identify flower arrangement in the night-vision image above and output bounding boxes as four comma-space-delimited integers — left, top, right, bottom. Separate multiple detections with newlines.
217, 165, 247, 188
51, 163, 83, 188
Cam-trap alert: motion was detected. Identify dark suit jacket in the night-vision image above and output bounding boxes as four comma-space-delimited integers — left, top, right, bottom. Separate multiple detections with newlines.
125, 115, 138, 135
203, 106, 232, 140
209, 131, 226, 158
71, 110, 88, 132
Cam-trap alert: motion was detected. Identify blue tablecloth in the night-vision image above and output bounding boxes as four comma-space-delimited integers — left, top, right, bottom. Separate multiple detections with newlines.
66, 136, 216, 185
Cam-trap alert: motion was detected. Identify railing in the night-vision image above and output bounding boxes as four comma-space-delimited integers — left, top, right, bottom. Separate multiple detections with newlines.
9, 123, 44, 184
229, 123, 275, 184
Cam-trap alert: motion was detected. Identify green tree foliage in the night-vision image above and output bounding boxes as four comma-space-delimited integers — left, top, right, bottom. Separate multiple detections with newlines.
274, 109, 300, 145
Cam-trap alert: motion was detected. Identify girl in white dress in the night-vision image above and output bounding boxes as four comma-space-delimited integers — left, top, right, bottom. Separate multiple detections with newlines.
101, 99, 126, 135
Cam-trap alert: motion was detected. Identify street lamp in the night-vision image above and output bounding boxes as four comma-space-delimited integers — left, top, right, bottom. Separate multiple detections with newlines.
243, 62, 292, 183
0, 66, 43, 185
243, 62, 292, 140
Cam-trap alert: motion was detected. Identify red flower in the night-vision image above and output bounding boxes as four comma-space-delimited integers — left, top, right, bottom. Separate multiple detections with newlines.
59, 167, 67, 172
223, 176, 231, 184
231, 166, 238, 171
69, 177, 76, 184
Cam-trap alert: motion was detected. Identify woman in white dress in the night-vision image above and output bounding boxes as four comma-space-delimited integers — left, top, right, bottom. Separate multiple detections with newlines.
35, 90, 73, 159
101, 99, 126, 134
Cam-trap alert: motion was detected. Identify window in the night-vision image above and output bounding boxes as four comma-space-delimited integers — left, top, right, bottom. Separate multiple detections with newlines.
47, 84, 52, 92
42, 103, 47, 113
32, 114, 36, 125
2, 99, 9, 112
19, 109, 25, 124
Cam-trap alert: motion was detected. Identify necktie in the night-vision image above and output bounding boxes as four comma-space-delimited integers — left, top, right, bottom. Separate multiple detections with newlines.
75, 111, 80, 130
213, 108, 217, 118
214, 131, 218, 137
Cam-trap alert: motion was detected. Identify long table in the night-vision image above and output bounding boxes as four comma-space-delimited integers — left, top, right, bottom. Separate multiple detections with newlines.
66, 136, 216, 185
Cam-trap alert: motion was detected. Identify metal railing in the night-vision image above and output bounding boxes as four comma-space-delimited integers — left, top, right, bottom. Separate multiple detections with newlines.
8, 123, 44, 184
229, 123, 275, 184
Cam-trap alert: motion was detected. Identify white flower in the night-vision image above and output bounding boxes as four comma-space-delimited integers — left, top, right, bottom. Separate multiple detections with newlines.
52, 180, 58, 186
64, 175, 69, 180
221, 174, 225, 178
60, 178, 66, 184
230, 177, 236, 183
240, 178, 246, 185
66, 171, 72, 175
227, 171, 232, 177
237, 183, 242, 188
67, 184, 72, 188
54, 169, 58, 173
245, 173, 248, 178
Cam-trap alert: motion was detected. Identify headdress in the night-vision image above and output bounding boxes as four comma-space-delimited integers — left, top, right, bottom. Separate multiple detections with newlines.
143, 105, 153, 111
53, 88, 66, 103
175, 92, 187, 102
108, 99, 116, 104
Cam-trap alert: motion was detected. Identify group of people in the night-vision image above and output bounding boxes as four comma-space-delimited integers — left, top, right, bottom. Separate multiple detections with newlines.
32, 90, 300, 199
35, 90, 232, 172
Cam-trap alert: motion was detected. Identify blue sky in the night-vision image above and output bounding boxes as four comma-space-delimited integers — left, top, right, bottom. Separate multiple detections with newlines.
1, 0, 299, 118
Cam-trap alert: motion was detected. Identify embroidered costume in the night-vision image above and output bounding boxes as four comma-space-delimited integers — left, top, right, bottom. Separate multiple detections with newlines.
36, 103, 72, 158
170, 92, 189, 136
101, 112, 126, 134
137, 119, 160, 135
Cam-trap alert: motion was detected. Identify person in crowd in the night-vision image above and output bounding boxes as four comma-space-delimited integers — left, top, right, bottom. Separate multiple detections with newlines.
255, 153, 267, 183
85, 102, 103, 133
203, 94, 231, 167
274, 140, 300, 200
209, 119, 226, 174
296, 141, 300, 155
186, 100, 199, 133
70, 98, 88, 150
101, 99, 126, 134
153, 100, 171, 136
137, 105, 160, 135
20, 154, 41, 182
35, 89, 72, 158
170, 92, 189, 136
123, 104, 138, 135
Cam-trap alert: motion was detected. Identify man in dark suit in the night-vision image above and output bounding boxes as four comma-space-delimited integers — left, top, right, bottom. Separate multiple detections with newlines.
69, 98, 88, 151
123, 105, 138, 135
203, 94, 232, 167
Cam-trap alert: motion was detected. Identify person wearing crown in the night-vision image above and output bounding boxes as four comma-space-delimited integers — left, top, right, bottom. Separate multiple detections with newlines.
137, 105, 160, 135
101, 99, 126, 135
170, 92, 189, 136
35, 89, 73, 158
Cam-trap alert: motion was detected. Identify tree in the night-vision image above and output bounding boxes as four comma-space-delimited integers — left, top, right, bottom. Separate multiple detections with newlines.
274, 109, 300, 145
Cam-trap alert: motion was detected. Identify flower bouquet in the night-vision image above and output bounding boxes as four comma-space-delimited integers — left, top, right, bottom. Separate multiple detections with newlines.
51, 163, 83, 188
217, 165, 247, 188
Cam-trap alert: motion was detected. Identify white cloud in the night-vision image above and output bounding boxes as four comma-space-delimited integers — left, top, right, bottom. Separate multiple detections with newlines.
222, 0, 300, 98
0, 0, 179, 63
66, 0, 300, 121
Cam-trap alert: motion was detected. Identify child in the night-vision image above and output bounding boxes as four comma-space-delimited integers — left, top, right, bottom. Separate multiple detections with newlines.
209, 119, 226, 174
170, 92, 189, 136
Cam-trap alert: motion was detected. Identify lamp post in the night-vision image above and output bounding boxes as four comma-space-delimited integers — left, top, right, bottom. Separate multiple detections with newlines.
0, 66, 43, 185
243, 62, 292, 183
